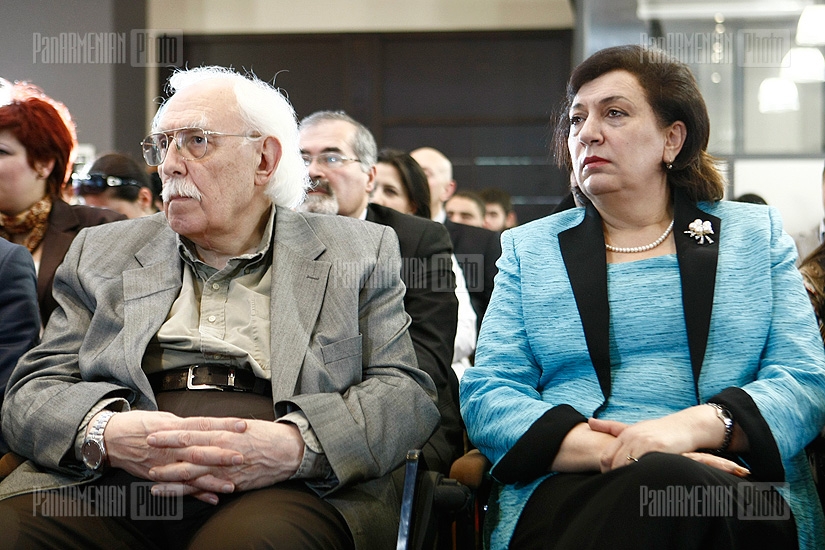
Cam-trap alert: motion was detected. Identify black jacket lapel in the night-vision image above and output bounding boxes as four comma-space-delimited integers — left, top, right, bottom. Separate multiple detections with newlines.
558, 192, 721, 406
673, 190, 720, 396
559, 204, 612, 403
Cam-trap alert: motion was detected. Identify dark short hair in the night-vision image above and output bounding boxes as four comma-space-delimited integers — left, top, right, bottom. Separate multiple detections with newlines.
448, 190, 486, 217
0, 81, 77, 198
86, 152, 154, 204
553, 44, 725, 203
478, 187, 513, 213
376, 148, 431, 219
733, 193, 767, 205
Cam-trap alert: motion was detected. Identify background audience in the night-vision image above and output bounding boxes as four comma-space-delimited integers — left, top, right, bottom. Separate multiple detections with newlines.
411, 146, 502, 330
371, 148, 478, 380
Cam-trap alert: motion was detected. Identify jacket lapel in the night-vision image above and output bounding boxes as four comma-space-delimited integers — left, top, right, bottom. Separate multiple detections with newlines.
38, 200, 81, 303
268, 207, 331, 403
558, 192, 721, 406
559, 204, 612, 403
673, 191, 720, 393
122, 221, 183, 400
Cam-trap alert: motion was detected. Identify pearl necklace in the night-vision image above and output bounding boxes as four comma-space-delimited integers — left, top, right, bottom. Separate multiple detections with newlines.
605, 219, 675, 254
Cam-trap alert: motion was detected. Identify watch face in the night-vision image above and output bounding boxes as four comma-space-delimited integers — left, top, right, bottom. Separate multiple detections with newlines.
82, 440, 104, 470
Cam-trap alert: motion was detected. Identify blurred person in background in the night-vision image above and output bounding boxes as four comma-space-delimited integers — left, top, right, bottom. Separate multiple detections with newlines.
372, 148, 477, 380
479, 186, 518, 231
74, 152, 160, 219
0, 79, 124, 325
445, 190, 485, 227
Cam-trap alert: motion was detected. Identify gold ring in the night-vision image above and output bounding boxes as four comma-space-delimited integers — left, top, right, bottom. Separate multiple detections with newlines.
626, 455, 639, 463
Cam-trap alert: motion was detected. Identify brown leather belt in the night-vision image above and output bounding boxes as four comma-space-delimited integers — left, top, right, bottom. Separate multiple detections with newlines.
148, 365, 271, 396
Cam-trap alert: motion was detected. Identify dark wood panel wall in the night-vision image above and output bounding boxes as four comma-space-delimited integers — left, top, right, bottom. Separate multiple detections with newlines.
157, 30, 572, 223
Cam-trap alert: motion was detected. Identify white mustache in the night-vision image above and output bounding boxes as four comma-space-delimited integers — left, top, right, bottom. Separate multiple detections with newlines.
162, 177, 202, 203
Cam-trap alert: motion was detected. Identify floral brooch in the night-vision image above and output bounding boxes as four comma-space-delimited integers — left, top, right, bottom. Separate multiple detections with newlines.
684, 219, 714, 244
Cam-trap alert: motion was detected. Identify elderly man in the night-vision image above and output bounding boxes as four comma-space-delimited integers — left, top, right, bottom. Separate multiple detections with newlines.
297, 111, 462, 475
0, 67, 438, 550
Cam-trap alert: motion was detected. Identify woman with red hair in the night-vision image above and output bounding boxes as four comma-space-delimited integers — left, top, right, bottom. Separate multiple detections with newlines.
0, 79, 124, 325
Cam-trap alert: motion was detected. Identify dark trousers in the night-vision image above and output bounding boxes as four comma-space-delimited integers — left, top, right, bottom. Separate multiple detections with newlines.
510, 452, 798, 550
0, 390, 354, 550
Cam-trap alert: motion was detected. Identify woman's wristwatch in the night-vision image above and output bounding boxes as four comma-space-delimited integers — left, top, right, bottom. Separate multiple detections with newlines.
707, 402, 734, 453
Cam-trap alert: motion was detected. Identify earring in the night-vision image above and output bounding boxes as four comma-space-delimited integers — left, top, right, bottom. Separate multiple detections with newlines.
665, 162, 673, 170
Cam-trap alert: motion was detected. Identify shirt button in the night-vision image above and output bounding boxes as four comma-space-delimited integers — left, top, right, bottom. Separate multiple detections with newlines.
211, 283, 220, 290
207, 315, 217, 323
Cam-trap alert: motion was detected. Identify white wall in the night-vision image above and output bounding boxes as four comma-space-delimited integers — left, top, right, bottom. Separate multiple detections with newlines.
0, 0, 116, 156
733, 158, 825, 235
147, 0, 573, 34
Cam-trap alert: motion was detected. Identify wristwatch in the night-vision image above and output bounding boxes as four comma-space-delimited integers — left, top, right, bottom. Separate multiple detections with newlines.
707, 402, 734, 453
81, 410, 116, 471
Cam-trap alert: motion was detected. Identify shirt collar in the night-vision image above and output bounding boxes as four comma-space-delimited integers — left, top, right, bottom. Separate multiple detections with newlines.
177, 206, 276, 272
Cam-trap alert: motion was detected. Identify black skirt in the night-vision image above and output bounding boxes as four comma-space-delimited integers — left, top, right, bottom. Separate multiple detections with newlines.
510, 452, 798, 550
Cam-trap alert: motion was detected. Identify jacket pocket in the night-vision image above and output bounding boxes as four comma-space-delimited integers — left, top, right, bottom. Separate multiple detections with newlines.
319, 335, 363, 390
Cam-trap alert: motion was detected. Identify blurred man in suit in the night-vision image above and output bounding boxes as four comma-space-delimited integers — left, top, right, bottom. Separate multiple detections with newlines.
411, 146, 501, 328
298, 111, 462, 475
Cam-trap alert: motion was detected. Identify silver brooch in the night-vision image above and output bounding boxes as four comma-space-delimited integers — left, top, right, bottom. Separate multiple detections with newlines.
684, 219, 714, 244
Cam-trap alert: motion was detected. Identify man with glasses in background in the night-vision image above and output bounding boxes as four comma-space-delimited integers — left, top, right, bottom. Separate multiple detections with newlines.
0, 67, 438, 550
297, 111, 462, 476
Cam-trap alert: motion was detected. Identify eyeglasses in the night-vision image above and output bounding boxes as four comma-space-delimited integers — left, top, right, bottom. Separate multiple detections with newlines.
140, 127, 259, 166
72, 174, 143, 195
301, 152, 360, 169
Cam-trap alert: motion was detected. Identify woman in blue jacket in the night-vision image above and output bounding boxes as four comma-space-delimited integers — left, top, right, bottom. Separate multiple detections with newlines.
460, 44, 825, 549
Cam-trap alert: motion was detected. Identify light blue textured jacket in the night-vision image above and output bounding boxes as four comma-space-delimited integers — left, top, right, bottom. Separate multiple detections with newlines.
460, 194, 825, 549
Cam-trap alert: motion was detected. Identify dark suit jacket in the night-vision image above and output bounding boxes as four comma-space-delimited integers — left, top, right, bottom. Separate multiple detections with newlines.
0, 239, 40, 454
38, 199, 126, 325
444, 219, 502, 329
366, 203, 462, 473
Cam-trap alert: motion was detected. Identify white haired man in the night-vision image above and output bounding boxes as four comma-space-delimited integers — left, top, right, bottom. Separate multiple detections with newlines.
0, 67, 438, 549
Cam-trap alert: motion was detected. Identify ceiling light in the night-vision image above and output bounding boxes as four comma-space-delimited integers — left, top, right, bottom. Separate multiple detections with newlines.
758, 77, 800, 113
780, 47, 825, 82
796, 5, 825, 45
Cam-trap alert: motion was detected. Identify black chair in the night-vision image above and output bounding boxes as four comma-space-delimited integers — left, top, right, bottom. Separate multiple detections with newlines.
396, 449, 474, 550
807, 435, 825, 507
397, 449, 495, 550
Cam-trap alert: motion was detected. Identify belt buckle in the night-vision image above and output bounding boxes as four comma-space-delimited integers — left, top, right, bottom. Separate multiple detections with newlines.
186, 365, 235, 391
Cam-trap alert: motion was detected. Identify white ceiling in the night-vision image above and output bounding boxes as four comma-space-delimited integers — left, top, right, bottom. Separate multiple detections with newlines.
636, 0, 812, 20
